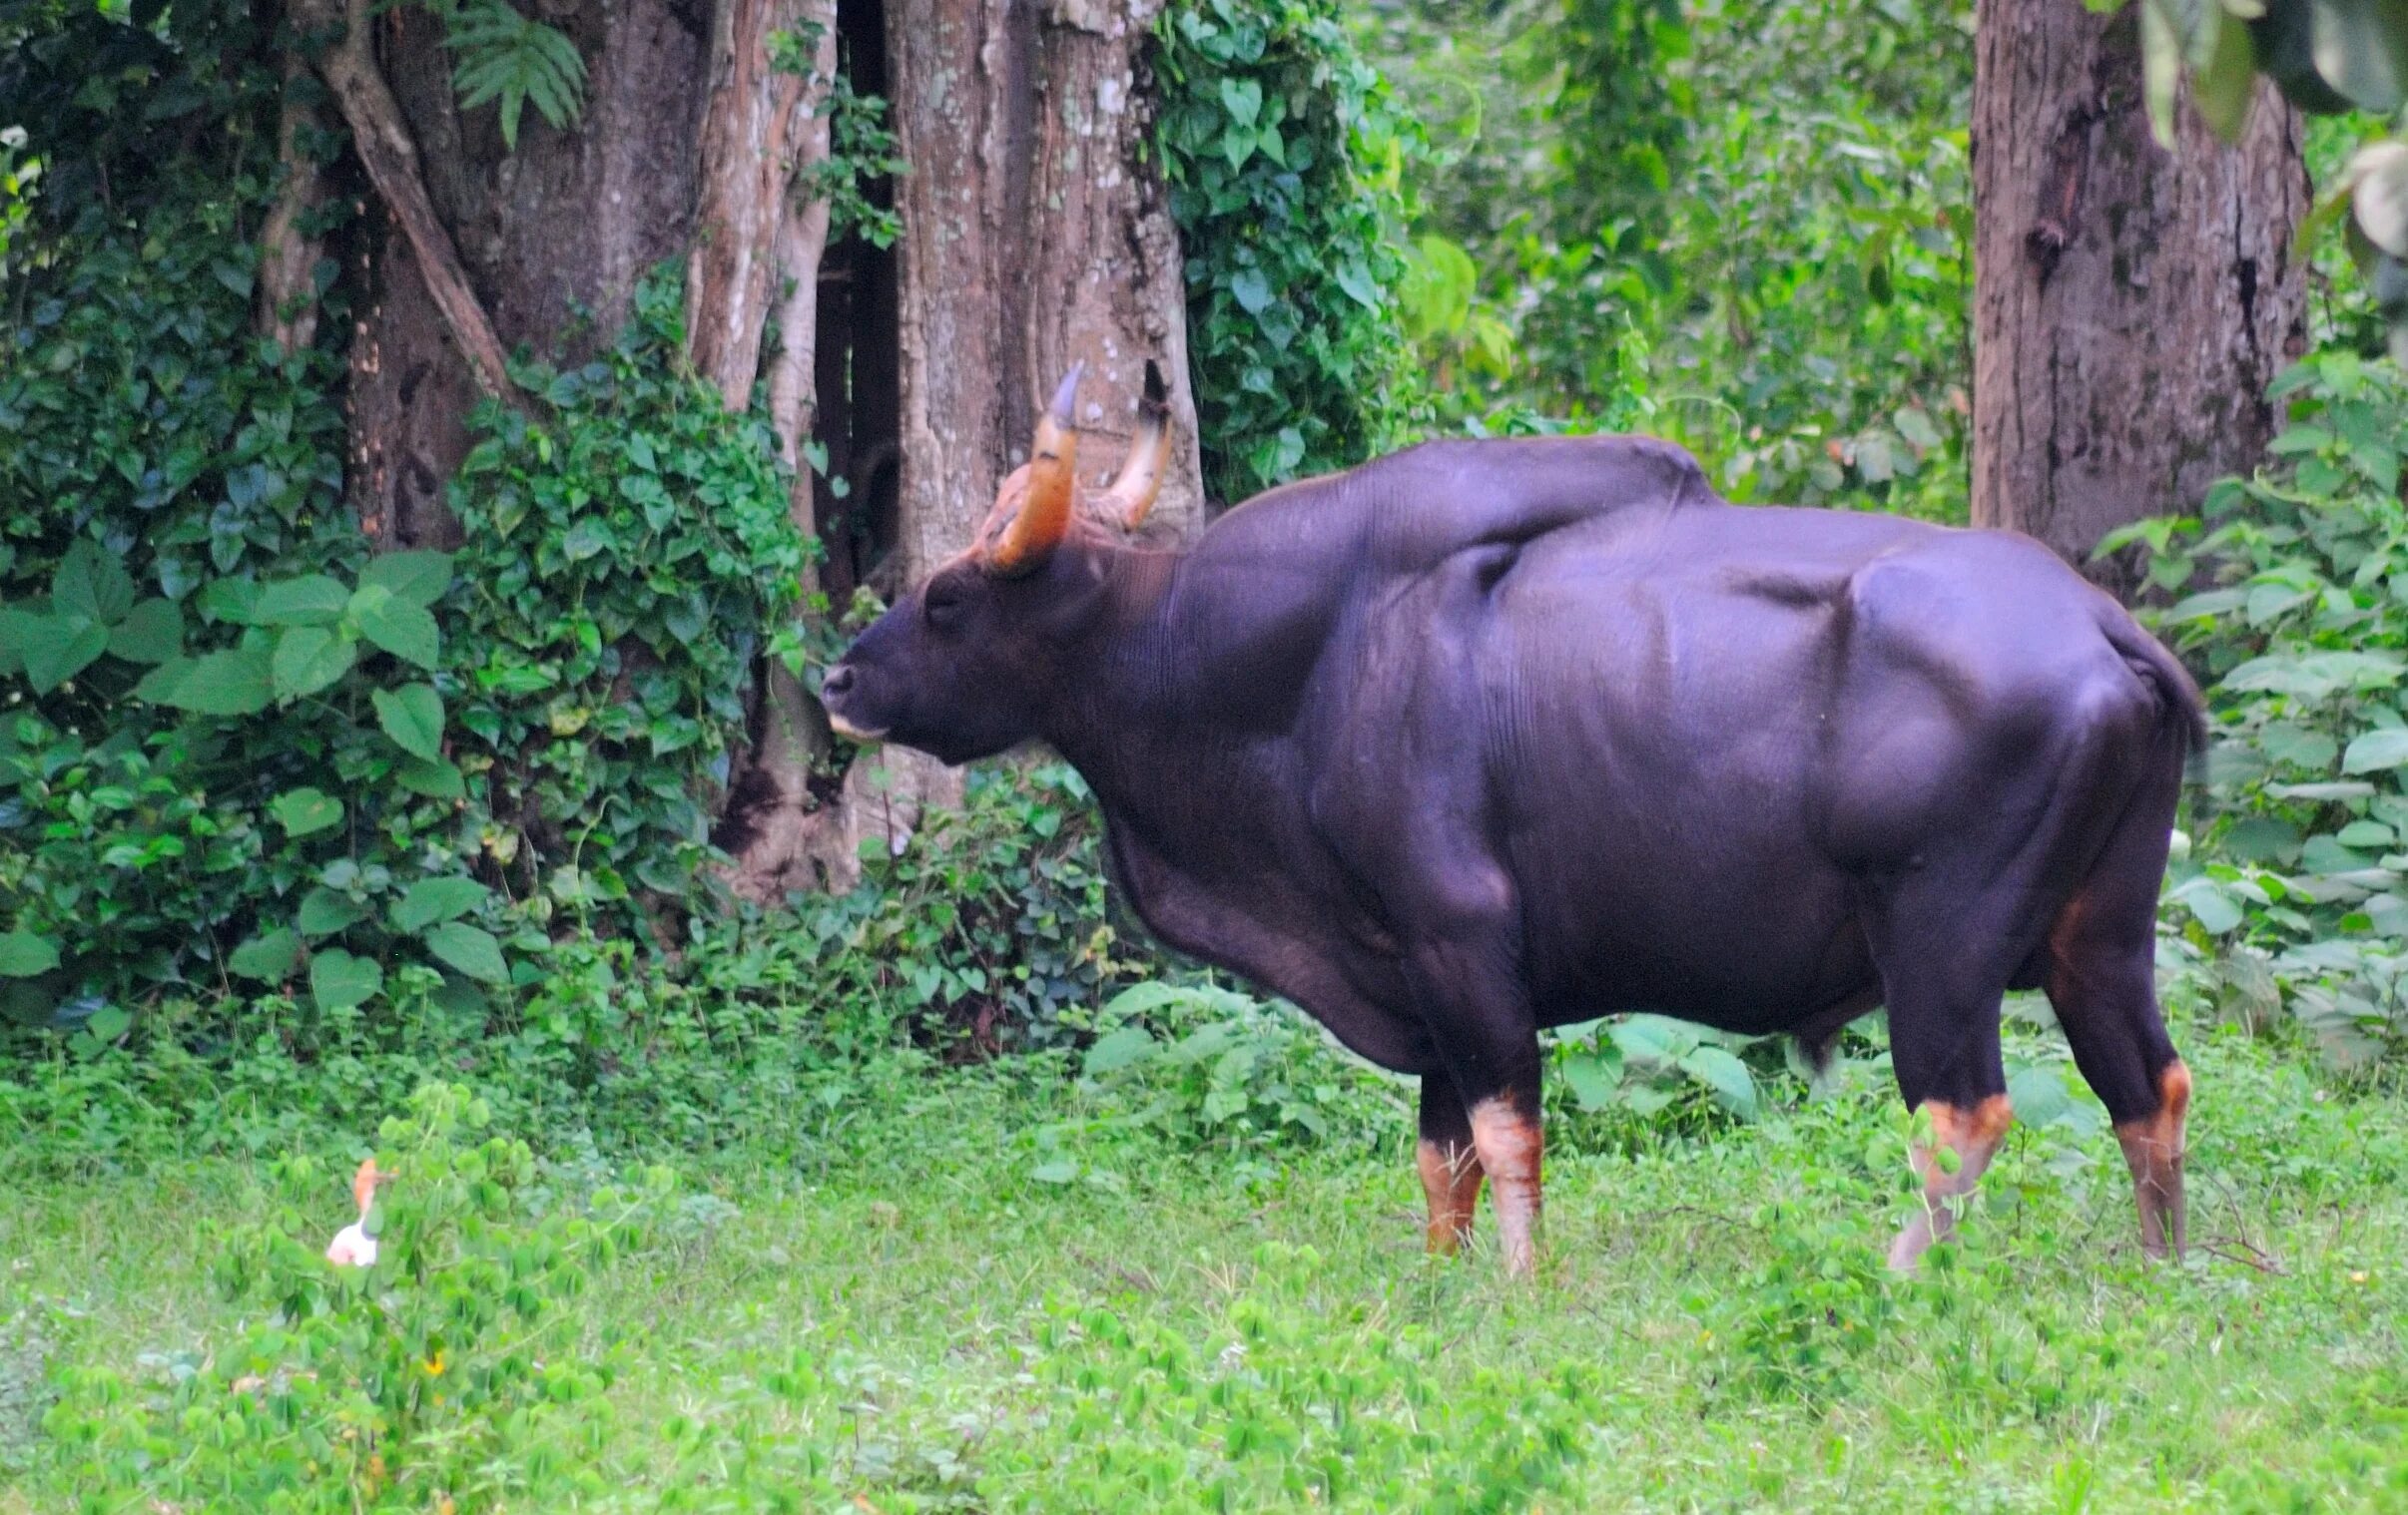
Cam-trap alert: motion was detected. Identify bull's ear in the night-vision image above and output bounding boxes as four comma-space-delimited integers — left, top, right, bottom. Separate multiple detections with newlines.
1096, 359, 1171, 532
984, 364, 1082, 576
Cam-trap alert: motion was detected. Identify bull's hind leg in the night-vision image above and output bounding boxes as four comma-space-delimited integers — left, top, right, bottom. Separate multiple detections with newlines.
2043, 751, 2191, 1259
1877, 966, 2016, 1272
1417, 1072, 1486, 1255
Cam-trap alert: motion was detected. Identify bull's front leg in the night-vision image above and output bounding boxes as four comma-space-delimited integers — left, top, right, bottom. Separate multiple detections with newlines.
1417, 1073, 1486, 1254
1404, 911, 1546, 1278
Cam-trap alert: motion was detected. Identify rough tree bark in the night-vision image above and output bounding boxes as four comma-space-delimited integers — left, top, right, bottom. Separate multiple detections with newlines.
343, 0, 705, 545
748, 0, 1211, 894
887, 0, 1205, 585
686, 0, 824, 402
692, 0, 863, 901
290, 0, 518, 406
1972, 0, 2308, 592
256, 57, 332, 355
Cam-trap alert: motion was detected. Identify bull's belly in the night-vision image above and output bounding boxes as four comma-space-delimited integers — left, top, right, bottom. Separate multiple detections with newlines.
1517, 863, 1877, 1038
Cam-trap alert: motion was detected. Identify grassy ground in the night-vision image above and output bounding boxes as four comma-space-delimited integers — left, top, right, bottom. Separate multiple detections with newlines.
5, 1025, 2407, 1512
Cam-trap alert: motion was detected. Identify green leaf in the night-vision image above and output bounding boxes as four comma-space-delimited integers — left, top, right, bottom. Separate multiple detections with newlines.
350, 586, 441, 669
228, 928, 302, 982
1082, 1025, 1157, 1077
2166, 875, 2245, 934
373, 683, 446, 760
2138, 0, 2184, 147
271, 787, 344, 837
52, 539, 136, 626
152, 647, 275, 716
1333, 258, 1380, 310
2344, 728, 2408, 773
1030, 1160, 1079, 1185
297, 887, 368, 937
396, 758, 466, 799
2353, 141, 2408, 260
1217, 77, 1262, 128
1609, 1013, 1692, 1065
86, 1003, 132, 1042
2312, 0, 2408, 114
20, 613, 109, 693
196, 576, 261, 626
107, 598, 185, 664
1229, 269, 1273, 315
1560, 1048, 1624, 1112
359, 549, 455, 607
309, 949, 384, 1012
423, 920, 509, 984
131, 657, 195, 705
253, 574, 353, 627
2006, 1063, 2075, 1131
2193, 8, 2257, 141
1677, 1045, 1758, 1119
272, 625, 358, 700
0, 931, 61, 977
392, 875, 491, 933
1101, 981, 1194, 1019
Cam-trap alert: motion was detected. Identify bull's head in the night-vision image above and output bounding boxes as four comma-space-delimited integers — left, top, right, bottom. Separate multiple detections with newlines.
819, 360, 1171, 764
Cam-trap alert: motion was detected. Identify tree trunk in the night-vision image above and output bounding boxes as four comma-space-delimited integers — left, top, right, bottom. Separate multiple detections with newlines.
887, 0, 1205, 586
686, 0, 825, 407
314, 0, 1204, 898
345, 0, 708, 546
256, 56, 331, 355
1971, 0, 2307, 592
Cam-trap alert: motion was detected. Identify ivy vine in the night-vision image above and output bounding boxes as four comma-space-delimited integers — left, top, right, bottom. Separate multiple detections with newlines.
1154, 0, 1418, 503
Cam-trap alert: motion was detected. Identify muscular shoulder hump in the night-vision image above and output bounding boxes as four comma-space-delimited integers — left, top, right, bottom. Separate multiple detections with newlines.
1188, 433, 1712, 581
1352, 434, 1713, 568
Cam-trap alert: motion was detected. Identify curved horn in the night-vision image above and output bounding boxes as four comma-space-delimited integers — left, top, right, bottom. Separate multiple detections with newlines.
984, 363, 1082, 576
1096, 359, 1172, 531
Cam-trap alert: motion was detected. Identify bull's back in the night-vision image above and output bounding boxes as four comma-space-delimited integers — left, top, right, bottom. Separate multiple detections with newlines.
1455, 503, 2147, 1030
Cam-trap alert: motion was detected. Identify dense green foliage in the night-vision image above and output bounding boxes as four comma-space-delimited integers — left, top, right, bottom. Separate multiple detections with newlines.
1371, 0, 1973, 518
2122, 350, 2408, 1067
0, 182, 803, 1040
1155, 0, 1417, 503
445, 272, 806, 932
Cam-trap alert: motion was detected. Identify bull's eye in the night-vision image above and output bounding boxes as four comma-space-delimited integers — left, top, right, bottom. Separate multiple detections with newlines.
923, 579, 966, 630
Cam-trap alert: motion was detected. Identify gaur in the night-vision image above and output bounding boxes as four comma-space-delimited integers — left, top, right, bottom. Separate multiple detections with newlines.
822, 365, 2200, 1276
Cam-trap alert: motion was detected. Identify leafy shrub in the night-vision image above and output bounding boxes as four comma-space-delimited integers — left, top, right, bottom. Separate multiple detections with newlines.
446, 267, 808, 935
0, 762, 1165, 1169
0, 191, 504, 1036
0, 190, 807, 1047
804, 762, 1146, 1052
1706, 1197, 1899, 1406
1550, 1012, 1772, 1126
2121, 349, 2408, 1066
1155, 0, 1418, 501
1067, 979, 1408, 1161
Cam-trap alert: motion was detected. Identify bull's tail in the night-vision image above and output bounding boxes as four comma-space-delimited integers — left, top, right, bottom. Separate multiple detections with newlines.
2101, 609, 2209, 786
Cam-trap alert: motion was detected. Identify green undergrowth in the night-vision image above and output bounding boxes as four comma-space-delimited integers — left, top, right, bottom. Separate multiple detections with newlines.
4, 1022, 2406, 1512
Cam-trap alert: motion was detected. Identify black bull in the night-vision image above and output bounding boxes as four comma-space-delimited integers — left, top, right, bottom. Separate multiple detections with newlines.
824, 422, 2202, 1276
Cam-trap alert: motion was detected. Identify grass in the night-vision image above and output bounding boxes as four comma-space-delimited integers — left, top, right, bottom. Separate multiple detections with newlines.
4, 1024, 2407, 1512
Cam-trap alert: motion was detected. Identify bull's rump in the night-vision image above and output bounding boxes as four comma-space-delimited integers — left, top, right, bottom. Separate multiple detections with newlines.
1440, 501, 2171, 1035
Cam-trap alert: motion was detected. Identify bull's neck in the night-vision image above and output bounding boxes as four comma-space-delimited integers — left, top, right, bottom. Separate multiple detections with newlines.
1036, 542, 1297, 823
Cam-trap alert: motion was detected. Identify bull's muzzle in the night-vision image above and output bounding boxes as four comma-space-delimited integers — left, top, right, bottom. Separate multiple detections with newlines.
820, 665, 887, 742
